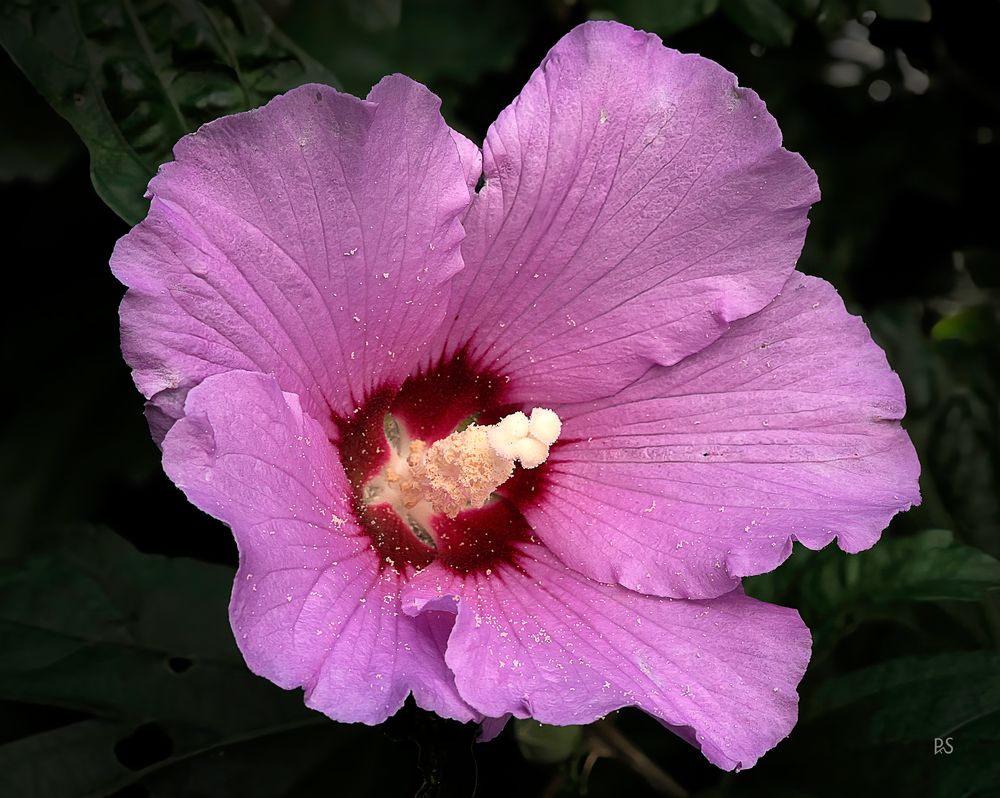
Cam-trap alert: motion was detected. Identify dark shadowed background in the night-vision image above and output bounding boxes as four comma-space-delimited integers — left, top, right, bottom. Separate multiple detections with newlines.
1, 1, 998, 796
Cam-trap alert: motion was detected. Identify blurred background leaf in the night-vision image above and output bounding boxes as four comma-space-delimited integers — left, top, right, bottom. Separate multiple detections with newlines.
0, 0, 336, 224
514, 721, 584, 765
720, 0, 796, 47
585, 0, 720, 38
0, 526, 421, 797
277, 0, 546, 132
868, 0, 932, 22
727, 652, 1000, 797
745, 529, 1000, 652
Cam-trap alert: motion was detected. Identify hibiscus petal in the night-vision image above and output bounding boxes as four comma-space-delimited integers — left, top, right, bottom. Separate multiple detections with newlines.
113, 76, 473, 440
478, 714, 511, 742
402, 546, 811, 771
441, 20, 818, 402
161, 370, 478, 723
450, 128, 483, 194
531, 274, 921, 599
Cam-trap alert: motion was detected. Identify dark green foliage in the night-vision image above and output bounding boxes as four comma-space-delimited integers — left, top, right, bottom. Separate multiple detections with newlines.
0, 0, 335, 223
745, 530, 1000, 654
588, 0, 721, 37
721, 0, 797, 46
0, 527, 420, 797
731, 652, 1000, 797
278, 0, 546, 132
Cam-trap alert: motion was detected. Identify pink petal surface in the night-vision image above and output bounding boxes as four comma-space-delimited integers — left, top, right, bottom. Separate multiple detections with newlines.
161, 370, 478, 724
112, 75, 473, 439
402, 544, 811, 771
531, 275, 920, 599
450, 128, 484, 194
438, 21, 818, 402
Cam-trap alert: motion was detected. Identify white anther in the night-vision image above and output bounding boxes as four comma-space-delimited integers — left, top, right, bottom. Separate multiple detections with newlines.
485, 406, 562, 470
528, 407, 561, 446
513, 437, 548, 469
375, 406, 565, 522
498, 411, 530, 439
485, 425, 518, 460
487, 411, 530, 459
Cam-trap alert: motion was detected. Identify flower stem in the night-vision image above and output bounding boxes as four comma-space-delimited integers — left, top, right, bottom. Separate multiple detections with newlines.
586, 720, 689, 798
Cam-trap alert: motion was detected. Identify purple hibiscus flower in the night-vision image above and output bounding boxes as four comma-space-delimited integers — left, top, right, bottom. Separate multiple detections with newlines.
111, 21, 920, 770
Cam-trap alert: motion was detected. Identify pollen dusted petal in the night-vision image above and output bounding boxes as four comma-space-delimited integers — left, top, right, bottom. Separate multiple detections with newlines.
161, 371, 479, 724
442, 20, 819, 403
401, 544, 811, 772
532, 275, 921, 599
112, 76, 473, 441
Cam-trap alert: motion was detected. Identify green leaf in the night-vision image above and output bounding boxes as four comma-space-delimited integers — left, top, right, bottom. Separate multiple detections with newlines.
745, 530, 1000, 646
587, 0, 720, 37
0, 357, 159, 560
805, 651, 1000, 732
0, 526, 410, 797
0, 523, 309, 725
927, 391, 1000, 557
280, 0, 539, 114
867, 0, 932, 22
734, 653, 1000, 797
777, 0, 821, 18
514, 720, 583, 764
803, 653, 1000, 795
0, 720, 126, 798
0, 716, 396, 798
867, 302, 1000, 557
964, 247, 1000, 290
721, 0, 797, 46
0, 0, 337, 224
931, 304, 1000, 345
343, 0, 401, 32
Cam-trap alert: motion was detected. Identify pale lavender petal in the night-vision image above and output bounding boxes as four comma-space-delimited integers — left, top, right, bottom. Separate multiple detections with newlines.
113, 76, 472, 439
530, 275, 921, 598
478, 714, 511, 742
161, 370, 477, 723
440, 20, 818, 402
402, 546, 811, 771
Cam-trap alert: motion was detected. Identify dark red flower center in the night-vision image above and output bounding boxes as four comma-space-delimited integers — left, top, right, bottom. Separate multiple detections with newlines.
333, 351, 549, 576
